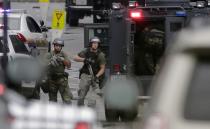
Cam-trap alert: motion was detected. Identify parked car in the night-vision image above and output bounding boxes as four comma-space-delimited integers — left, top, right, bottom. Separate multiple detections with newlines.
0, 31, 40, 98
142, 19, 210, 129
0, 9, 50, 50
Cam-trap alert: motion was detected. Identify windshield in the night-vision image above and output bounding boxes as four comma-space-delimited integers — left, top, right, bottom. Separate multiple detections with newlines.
0, 17, 20, 30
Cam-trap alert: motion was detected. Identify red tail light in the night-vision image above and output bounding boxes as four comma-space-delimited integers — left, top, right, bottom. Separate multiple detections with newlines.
75, 122, 89, 129
130, 10, 143, 19
113, 64, 121, 73
0, 84, 5, 95
17, 33, 27, 42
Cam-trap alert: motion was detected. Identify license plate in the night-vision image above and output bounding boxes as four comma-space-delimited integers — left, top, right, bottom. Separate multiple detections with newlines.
76, 0, 87, 5
110, 75, 126, 81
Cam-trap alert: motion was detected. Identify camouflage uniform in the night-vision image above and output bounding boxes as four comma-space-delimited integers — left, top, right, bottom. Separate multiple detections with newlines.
143, 27, 164, 74
77, 48, 106, 106
45, 50, 72, 104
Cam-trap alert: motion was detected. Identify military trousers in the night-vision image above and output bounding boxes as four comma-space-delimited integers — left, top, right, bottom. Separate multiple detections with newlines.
48, 76, 72, 104
78, 73, 101, 106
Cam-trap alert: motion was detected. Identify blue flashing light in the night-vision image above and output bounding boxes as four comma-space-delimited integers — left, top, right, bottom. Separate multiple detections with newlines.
0, 9, 11, 13
176, 11, 187, 17
5, 9, 11, 12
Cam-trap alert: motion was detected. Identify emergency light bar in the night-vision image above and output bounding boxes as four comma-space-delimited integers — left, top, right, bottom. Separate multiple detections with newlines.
175, 11, 187, 16
0, 9, 10, 13
129, 10, 142, 19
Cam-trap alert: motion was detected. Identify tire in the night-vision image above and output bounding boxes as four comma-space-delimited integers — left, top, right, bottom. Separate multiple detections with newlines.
105, 103, 120, 122
69, 18, 79, 26
120, 109, 138, 122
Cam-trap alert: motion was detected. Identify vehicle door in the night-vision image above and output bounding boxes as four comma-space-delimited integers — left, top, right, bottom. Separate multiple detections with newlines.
125, 18, 135, 74
165, 17, 185, 47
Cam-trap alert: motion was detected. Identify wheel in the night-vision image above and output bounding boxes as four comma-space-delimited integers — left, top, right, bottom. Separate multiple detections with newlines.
105, 103, 120, 122
120, 109, 138, 121
69, 18, 79, 26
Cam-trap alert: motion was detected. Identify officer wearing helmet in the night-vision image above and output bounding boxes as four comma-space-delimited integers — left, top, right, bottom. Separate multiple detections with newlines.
143, 27, 164, 74
43, 38, 72, 104
74, 36, 106, 106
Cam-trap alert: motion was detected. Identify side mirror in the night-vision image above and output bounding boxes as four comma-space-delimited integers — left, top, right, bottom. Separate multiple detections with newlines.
41, 26, 52, 32
41, 27, 48, 32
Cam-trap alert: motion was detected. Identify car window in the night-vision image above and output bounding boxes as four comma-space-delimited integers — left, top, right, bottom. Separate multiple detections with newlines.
9, 35, 29, 54
184, 56, 210, 120
26, 16, 41, 33
0, 17, 21, 30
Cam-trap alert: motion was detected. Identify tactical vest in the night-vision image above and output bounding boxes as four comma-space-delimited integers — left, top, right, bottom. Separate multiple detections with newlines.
48, 51, 66, 78
80, 49, 101, 76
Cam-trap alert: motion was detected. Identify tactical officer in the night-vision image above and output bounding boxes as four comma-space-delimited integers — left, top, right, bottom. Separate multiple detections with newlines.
143, 27, 164, 74
74, 36, 106, 106
45, 38, 72, 104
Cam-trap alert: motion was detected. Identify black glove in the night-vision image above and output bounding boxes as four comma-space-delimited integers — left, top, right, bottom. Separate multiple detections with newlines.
84, 58, 95, 64
49, 56, 59, 67
56, 56, 65, 62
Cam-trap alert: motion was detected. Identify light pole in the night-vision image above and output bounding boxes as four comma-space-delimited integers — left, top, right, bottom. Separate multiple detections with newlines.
1, 0, 8, 85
